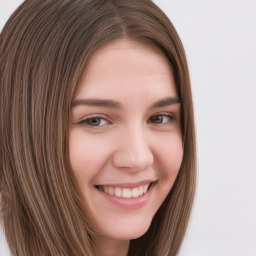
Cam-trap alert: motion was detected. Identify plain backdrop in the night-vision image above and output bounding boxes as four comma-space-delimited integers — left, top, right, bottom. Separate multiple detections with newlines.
0, 0, 255, 255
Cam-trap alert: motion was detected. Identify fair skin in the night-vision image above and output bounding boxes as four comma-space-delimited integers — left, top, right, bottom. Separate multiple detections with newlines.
69, 39, 183, 256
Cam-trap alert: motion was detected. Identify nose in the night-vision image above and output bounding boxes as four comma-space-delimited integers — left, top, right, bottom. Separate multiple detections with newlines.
112, 126, 154, 171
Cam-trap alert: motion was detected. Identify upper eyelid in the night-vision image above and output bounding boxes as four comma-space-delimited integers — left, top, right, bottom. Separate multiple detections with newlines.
77, 114, 109, 122
78, 111, 174, 118
74, 116, 108, 129
149, 113, 175, 121
148, 112, 178, 124
150, 112, 175, 117
75, 111, 178, 123
77, 116, 111, 129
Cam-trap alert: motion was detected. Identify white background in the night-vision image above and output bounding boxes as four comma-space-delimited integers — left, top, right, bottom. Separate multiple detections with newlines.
0, 0, 255, 255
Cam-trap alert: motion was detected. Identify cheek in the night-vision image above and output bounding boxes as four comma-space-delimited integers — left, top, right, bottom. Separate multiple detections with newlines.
156, 134, 183, 177
69, 130, 111, 182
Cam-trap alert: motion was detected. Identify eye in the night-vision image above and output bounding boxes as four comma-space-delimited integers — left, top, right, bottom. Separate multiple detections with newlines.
79, 116, 109, 127
149, 114, 174, 124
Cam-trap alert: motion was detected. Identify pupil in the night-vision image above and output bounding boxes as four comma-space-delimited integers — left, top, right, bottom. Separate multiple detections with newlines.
152, 115, 163, 124
88, 118, 100, 126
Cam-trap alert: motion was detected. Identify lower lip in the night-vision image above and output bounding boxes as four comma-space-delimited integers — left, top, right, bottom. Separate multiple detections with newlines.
96, 183, 155, 210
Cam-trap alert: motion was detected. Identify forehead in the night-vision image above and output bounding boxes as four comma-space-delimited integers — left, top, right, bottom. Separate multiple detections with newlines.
75, 39, 177, 101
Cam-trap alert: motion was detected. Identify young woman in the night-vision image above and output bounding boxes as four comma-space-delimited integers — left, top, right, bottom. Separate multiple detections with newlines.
0, 0, 196, 255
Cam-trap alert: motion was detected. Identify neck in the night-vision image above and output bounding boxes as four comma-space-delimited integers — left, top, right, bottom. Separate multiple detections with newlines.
93, 236, 129, 256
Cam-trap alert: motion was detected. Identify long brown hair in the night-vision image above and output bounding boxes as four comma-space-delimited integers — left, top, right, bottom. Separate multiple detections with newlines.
0, 0, 196, 255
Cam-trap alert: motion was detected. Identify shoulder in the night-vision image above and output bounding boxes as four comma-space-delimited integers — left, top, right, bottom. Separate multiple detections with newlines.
0, 225, 11, 256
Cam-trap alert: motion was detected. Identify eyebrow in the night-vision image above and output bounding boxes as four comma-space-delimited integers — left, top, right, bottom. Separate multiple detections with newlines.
151, 97, 181, 108
72, 97, 180, 109
72, 99, 121, 109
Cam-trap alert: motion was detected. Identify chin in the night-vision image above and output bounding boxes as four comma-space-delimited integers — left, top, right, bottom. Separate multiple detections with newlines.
117, 224, 151, 241
95, 214, 153, 241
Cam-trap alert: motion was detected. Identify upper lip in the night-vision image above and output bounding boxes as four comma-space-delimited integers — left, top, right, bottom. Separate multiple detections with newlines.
95, 180, 156, 189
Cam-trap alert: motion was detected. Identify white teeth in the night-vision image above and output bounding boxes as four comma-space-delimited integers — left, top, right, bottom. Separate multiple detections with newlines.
132, 188, 139, 198
98, 183, 152, 198
143, 184, 149, 194
115, 187, 122, 197
108, 186, 115, 195
138, 186, 144, 196
122, 188, 132, 198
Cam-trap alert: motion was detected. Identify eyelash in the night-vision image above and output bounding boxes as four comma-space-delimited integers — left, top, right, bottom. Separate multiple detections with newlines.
149, 114, 174, 125
78, 115, 109, 127
78, 113, 175, 128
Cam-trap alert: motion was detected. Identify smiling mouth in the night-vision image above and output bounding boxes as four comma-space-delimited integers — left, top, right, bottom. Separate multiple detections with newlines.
95, 181, 156, 199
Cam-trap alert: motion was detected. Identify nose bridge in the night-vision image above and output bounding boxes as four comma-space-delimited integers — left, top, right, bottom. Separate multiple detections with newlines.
113, 123, 153, 170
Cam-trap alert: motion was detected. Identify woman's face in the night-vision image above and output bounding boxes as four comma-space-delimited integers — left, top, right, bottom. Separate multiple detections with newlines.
69, 39, 183, 241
